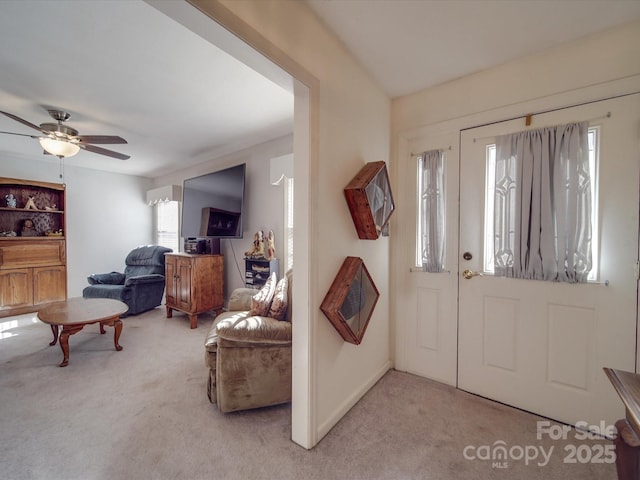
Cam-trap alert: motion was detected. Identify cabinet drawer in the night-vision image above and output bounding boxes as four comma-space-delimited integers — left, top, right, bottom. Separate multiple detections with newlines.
0, 239, 65, 269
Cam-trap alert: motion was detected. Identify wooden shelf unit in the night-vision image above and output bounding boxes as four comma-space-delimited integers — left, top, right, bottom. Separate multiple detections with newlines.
245, 258, 279, 289
0, 177, 67, 318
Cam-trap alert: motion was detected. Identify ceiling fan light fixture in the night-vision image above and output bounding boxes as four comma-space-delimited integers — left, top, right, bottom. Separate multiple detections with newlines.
39, 137, 80, 157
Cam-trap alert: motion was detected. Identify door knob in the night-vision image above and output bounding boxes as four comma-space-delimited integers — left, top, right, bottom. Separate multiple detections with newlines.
462, 269, 482, 280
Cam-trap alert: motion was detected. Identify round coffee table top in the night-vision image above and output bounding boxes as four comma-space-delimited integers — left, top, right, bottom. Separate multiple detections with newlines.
38, 297, 128, 326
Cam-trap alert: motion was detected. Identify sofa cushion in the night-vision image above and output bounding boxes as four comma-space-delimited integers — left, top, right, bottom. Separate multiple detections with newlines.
267, 275, 288, 321
227, 288, 255, 312
249, 272, 277, 316
215, 312, 292, 346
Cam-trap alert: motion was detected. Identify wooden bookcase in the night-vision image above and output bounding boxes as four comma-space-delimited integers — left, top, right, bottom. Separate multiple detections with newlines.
165, 253, 224, 329
0, 177, 67, 317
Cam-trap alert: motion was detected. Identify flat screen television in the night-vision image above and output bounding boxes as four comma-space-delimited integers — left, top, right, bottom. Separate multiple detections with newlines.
181, 163, 246, 240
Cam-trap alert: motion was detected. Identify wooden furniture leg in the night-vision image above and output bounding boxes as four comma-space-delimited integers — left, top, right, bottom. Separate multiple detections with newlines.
166, 306, 173, 318
189, 314, 197, 329
58, 324, 85, 367
112, 318, 123, 351
49, 325, 59, 346
615, 418, 640, 480
100, 316, 124, 351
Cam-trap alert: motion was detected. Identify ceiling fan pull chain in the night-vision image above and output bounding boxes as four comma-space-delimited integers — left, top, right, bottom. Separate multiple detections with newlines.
59, 155, 65, 183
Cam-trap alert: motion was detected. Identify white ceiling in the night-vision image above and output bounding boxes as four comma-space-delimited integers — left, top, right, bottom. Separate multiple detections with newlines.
307, 0, 640, 98
0, 0, 294, 178
1, 0, 639, 179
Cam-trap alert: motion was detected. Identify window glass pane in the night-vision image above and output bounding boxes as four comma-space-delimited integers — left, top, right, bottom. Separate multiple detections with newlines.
587, 128, 599, 281
415, 157, 423, 267
484, 145, 496, 273
285, 178, 294, 271
415, 152, 446, 270
483, 127, 599, 279
156, 201, 180, 252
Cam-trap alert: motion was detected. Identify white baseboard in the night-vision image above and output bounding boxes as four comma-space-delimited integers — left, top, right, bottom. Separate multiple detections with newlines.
316, 360, 393, 442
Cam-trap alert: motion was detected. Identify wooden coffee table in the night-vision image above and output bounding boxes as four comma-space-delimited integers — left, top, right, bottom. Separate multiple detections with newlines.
37, 297, 128, 367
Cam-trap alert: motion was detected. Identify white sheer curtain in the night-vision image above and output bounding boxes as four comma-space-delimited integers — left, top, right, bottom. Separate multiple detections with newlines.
420, 150, 445, 273
493, 121, 592, 283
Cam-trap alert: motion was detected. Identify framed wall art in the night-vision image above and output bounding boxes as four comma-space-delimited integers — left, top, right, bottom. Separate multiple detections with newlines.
344, 161, 395, 240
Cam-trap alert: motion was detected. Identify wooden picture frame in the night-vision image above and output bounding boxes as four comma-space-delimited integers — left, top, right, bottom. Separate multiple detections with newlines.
344, 161, 395, 240
320, 256, 380, 345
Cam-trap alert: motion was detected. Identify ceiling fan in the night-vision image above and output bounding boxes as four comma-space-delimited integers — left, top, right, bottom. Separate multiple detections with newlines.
0, 109, 130, 160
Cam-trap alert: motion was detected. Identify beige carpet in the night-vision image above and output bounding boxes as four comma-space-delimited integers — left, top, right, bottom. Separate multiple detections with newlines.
0, 308, 615, 479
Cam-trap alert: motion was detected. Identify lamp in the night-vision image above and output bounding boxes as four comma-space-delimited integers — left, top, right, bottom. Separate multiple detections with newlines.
39, 137, 80, 158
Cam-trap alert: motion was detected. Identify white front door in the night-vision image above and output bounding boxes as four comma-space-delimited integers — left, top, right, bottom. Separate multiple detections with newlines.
458, 94, 640, 427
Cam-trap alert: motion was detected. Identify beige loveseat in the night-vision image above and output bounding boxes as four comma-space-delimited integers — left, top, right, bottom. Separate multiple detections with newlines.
204, 270, 292, 412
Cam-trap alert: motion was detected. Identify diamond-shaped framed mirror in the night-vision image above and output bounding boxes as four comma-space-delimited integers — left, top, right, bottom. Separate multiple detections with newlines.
344, 161, 395, 240
320, 256, 380, 345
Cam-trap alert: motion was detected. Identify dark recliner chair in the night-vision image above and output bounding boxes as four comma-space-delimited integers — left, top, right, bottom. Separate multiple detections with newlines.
82, 245, 172, 316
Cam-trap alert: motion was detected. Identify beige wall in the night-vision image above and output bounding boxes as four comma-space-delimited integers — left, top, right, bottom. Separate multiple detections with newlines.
190, 0, 392, 448
392, 19, 640, 133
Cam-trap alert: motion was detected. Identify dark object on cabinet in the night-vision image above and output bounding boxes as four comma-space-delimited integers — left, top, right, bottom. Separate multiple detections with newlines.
245, 258, 279, 288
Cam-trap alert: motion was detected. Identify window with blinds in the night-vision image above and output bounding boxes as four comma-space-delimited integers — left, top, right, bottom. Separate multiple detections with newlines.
284, 177, 294, 271
156, 201, 180, 253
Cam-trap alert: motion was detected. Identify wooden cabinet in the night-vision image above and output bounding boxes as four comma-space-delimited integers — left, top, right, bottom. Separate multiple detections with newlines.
165, 253, 223, 329
244, 258, 279, 288
0, 177, 67, 317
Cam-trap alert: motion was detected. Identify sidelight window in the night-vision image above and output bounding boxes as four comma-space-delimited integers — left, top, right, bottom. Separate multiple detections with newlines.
415, 149, 446, 272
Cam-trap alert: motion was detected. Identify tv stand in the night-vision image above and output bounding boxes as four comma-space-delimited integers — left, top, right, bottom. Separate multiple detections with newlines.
165, 253, 224, 328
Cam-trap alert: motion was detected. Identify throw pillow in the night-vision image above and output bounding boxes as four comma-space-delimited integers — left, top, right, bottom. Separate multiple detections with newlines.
249, 272, 277, 316
268, 276, 288, 321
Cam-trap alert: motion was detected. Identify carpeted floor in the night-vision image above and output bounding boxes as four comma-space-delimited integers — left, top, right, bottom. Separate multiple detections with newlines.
0, 308, 616, 479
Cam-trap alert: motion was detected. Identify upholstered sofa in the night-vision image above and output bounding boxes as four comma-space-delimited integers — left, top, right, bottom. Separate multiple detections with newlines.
82, 245, 172, 317
205, 270, 292, 413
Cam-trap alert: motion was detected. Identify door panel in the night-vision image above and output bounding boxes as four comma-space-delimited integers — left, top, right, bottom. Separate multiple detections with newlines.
459, 94, 640, 427
398, 133, 459, 385
0, 269, 32, 309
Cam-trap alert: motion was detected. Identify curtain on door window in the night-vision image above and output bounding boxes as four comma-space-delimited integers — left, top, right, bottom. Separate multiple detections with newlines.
493, 121, 592, 283
419, 149, 445, 273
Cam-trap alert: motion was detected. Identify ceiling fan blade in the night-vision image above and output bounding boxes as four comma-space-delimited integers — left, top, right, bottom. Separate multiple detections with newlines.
0, 130, 39, 139
77, 135, 128, 145
79, 143, 130, 160
0, 111, 45, 133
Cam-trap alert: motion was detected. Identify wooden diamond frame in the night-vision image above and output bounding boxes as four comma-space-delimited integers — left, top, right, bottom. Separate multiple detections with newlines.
320, 256, 380, 345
